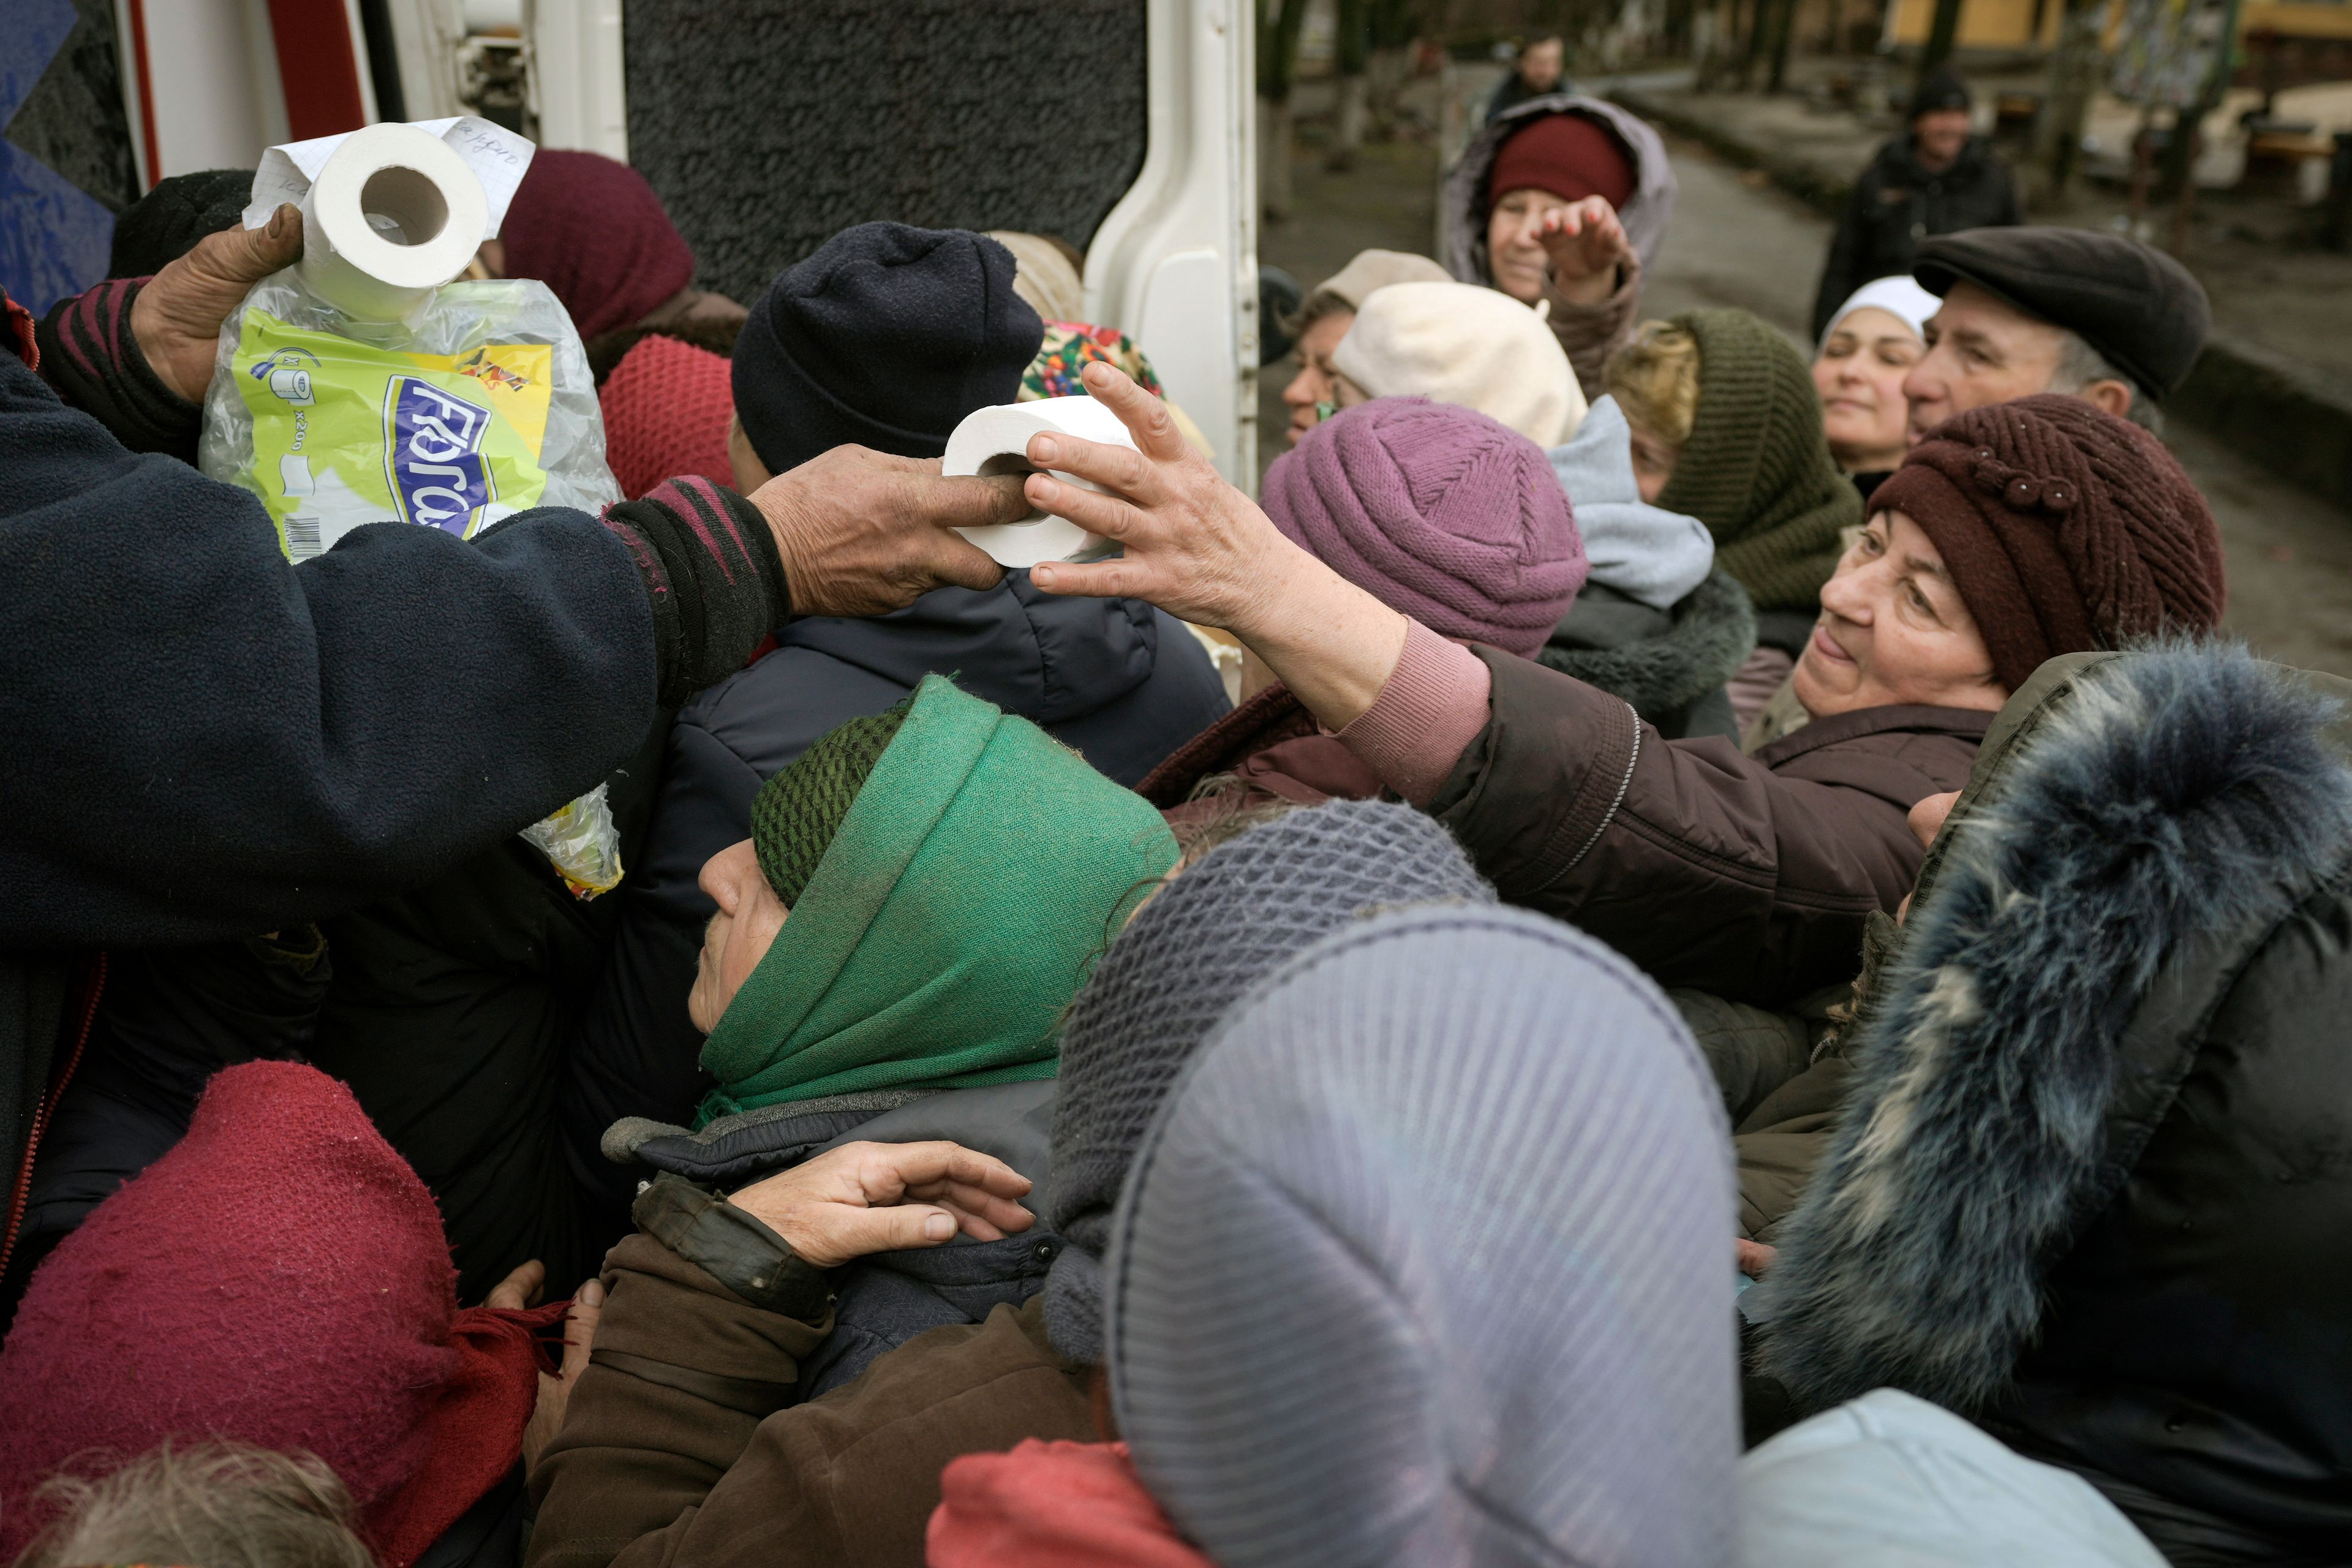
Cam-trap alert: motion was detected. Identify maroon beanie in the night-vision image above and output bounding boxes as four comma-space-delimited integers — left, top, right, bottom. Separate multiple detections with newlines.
1264, 397, 1587, 657
1871, 394, 2225, 693
0, 1063, 559, 1568
502, 149, 697, 339
1488, 111, 1636, 211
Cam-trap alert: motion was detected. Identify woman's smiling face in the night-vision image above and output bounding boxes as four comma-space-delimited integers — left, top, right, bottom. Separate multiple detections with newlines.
1792, 509, 2009, 719
1813, 306, 1923, 474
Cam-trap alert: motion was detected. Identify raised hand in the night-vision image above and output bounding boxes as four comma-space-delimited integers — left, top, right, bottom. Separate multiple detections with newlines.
1021, 360, 1408, 730
1533, 195, 1634, 304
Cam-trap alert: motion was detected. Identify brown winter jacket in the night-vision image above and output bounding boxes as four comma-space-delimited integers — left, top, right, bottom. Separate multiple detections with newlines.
1427, 647, 1989, 1005
529, 1229, 1094, 1568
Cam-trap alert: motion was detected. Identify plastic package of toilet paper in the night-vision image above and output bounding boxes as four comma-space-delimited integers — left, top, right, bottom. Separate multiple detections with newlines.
200, 118, 616, 562
201, 119, 623, 897
943, 396, 1139, 568
199, 273, 616, 560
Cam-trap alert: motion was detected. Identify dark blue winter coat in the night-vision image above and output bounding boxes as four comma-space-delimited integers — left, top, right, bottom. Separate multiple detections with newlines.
562, 578, 1229, 1216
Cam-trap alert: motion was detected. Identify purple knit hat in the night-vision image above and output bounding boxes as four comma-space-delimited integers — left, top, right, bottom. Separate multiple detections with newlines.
1264, 397, 1586, 656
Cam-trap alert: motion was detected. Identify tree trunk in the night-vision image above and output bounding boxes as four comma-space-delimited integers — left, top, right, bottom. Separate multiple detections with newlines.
2030, 0, 2105, 209
1330, 0, 1371, 168
1917, 0, 1965, 83
1766, 0, 1798, 91
1257, 0, 1310, 221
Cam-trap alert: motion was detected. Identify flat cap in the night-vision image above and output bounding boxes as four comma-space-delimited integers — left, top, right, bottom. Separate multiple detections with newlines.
1914, 227, 2211, 401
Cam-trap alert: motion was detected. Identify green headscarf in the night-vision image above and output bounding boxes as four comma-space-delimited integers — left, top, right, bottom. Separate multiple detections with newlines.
696, 674, 1178, 1123
1656, 307, 1860, 612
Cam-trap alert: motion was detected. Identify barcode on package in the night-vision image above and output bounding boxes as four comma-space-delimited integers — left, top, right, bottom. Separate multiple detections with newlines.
285, 514, 322, 560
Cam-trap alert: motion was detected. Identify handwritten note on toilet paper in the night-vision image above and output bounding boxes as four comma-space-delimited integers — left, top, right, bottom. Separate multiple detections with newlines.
243, 116, 534, 237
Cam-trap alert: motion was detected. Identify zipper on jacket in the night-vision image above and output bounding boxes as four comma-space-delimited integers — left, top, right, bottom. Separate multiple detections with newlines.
1548, 701, 1643, 886
0, 952, 107, 1286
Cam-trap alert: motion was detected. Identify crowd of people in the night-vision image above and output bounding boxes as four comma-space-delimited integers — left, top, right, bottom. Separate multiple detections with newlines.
1, 59, 2346, 1568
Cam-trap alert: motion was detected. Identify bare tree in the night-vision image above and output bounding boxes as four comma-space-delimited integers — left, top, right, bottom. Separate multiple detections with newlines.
1260, 0, 1313, 220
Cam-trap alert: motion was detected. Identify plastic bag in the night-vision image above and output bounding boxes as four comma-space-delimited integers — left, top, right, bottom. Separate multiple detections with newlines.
518, 782, 627, 900
199, 269, 627, 896
199, 271, 617, 560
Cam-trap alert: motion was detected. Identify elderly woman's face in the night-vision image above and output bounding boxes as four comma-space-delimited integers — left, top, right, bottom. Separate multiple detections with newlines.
688, 840, 790, 1033
1793, 510, 2009, 719
1486, 187, 1577, 304
1813, 306, 1923, 474
1280, 310, 1354, 447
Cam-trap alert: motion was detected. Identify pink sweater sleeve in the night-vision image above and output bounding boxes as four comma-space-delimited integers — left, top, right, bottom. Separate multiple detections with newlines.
1333, 620, 1493, 806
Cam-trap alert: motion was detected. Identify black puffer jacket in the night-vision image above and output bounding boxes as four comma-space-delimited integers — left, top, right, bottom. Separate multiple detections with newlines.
1753, 646, 2352, 1564
1811, 134, 2021, 339
567, 579, 1227, 1231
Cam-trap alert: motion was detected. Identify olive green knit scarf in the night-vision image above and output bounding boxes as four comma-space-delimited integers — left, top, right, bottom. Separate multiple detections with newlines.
696, 675, 1178, 1122
1656, 308, 1859, 612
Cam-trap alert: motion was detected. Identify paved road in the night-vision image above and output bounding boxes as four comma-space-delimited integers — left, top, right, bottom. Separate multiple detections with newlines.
1260, 123, 2352, 676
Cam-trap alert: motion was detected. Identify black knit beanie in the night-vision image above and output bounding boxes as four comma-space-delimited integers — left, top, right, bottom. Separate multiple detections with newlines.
747, 697, 912, 907
1910, 64, 1972, 120
109, 169, 255, 279
730, 222, 1044, 475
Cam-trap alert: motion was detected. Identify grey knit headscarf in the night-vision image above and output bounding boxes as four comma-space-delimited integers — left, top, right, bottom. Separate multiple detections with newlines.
1106, 906, 1740, 1567
1041, 801, 1494, 1362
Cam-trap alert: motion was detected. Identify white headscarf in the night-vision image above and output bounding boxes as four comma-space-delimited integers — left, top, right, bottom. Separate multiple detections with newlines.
1818, 275, 1940, 353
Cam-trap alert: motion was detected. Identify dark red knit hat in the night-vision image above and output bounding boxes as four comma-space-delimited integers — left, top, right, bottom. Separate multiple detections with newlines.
0, 1063, 560, 1568
600, 333, 736, 499
1488, 111, 1636, 211
502, 149, 696, 339
1871, 395, 2225, 692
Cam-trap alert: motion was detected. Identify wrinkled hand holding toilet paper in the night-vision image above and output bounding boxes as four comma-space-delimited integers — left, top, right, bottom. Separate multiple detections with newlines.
943, 396, 1138, 568
199, 117, 624, 899
200, 117, 616, 567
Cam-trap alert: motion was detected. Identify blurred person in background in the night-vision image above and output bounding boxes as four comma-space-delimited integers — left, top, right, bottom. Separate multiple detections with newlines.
1811, 66, 2019, 340
1484, 30, 1573, 123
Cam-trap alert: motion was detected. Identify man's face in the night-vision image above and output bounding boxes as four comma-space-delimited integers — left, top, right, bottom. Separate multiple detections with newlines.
1280, 309, 1354, 447
688, 840, 790, 1033
1519, 38, 1565, 92
1912, 108, 1972, 168
1902, 282, 2070, 442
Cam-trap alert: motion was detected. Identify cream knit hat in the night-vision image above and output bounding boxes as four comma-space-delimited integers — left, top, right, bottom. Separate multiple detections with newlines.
1331, 279, 1588, 447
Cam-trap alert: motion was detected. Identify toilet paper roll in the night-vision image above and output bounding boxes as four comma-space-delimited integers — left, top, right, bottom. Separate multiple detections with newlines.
943, 396, 1139, 569
246, 117, 532, 323
292, 123, 489, 321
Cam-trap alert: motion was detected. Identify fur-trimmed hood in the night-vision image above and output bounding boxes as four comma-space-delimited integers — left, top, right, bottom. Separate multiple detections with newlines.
1754, 642, 2352, 1551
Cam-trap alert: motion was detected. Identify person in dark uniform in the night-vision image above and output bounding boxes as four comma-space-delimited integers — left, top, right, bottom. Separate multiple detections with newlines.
1812, 67, 2021, 339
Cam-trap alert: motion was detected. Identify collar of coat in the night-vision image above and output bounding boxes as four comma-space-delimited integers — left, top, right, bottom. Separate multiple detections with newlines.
1753, 641, 2352, 1414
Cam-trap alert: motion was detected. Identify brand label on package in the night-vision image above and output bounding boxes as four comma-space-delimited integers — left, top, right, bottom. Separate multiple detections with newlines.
229, 308, 555, 559
384, 375, 497, 532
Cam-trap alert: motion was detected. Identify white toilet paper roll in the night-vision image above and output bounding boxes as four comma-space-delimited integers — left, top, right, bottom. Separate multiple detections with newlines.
295, 123, 489, 322
943, 396, 1139, 569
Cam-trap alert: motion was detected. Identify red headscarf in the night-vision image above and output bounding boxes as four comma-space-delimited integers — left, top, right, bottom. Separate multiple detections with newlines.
501, 149, 697, 339
927, 1441, 1213, 1568
0, 1063, 558, 1568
